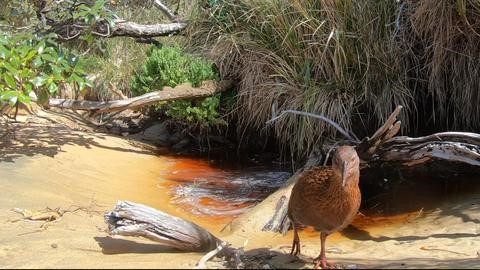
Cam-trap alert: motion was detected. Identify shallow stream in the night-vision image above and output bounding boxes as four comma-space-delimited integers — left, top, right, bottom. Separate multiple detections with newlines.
156, 153, 480, 232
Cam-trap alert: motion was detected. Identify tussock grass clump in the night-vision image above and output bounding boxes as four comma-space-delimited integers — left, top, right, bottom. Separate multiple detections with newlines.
187, 0, 412, 160
401, 0, 480, 131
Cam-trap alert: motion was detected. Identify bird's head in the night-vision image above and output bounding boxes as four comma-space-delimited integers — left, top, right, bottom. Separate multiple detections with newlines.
332, 145, 360, 187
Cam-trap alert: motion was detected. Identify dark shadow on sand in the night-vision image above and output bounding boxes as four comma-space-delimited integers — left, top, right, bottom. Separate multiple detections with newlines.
94, 236, 186, 255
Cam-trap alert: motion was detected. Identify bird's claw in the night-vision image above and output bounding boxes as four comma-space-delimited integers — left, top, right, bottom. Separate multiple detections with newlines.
313, 256, 335, 269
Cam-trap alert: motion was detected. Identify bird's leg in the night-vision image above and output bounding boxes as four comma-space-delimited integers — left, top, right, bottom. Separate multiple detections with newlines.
290, 222, 301, 256
313, 232, 335, 269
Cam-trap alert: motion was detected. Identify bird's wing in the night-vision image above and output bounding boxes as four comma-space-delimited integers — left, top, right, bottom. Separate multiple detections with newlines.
289, 167, 336, 214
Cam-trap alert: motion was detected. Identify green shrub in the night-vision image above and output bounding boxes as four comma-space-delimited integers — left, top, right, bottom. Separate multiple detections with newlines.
0, 32, 90, 108
131, 46, 224, 128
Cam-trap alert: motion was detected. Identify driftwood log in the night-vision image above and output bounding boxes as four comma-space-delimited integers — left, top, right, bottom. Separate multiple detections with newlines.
105, 201, 243, 267
46, 80, 233, 115
104, 200, 221, 252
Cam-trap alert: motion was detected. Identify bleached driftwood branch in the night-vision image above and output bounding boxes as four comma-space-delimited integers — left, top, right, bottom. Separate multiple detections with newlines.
47, 80, 233, 115
104, 200, 221, 252
357, 106, 480, 167
104, 201, 245, 268
153, 0, 178, 22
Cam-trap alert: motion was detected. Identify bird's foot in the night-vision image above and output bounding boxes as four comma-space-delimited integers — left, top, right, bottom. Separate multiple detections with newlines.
313, 256, 335, 269
290, 230, 301, 256
290, 239, 301, 256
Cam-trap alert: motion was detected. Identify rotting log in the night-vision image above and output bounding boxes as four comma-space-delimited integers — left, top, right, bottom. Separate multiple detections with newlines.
46, 80, 233, 115
104, 200, 221, 252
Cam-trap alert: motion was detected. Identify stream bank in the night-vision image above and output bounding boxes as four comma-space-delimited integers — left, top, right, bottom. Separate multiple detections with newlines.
1, 109, 480, 268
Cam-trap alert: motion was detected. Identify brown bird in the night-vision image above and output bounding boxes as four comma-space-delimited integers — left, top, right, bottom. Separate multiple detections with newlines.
288, 145, 361, 269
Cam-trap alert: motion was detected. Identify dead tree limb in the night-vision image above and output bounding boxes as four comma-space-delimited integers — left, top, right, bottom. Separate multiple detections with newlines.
34, 0, 186, 41
46, 80, 233, 115
105, 201, 244, 268
105, 200, 221, 251
108, 21, 186, 38
153, 0, 178, 22
356, 105, 480, 167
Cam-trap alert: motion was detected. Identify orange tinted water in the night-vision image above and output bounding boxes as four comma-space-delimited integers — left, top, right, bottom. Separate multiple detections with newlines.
157, 155, 290, 224
156, 155, 480, 237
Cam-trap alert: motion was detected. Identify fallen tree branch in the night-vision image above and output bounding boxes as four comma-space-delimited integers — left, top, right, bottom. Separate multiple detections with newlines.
46, 80, 233, 115
108, 21, 186, 38
195, 241, 228, 269
267, 109, 359, 143
105, 200, 221, 251
153, 0, 178, 22
357, 106, 480, 166
105, 201, 245, 268
375, 137, 480, 167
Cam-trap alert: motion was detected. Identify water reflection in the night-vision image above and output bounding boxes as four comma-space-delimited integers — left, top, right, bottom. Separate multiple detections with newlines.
159, 157, 291, 217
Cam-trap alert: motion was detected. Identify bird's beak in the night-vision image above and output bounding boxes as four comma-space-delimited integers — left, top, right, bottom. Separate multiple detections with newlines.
342, 161, 348, 187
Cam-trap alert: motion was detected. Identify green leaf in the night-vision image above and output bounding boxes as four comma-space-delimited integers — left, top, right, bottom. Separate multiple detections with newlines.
24, 49, 37, 61
9, 95, 18, 106
48, 82, 58, 94
33, 57, 43, 68
3, 62, 18, 74
18, 94, 31, 104
36, 41, 46, 55
4, 73, 16, 89
18, 44, 31, 58
32, 76, 46, 87
23, 82, 33, 93
40, 53, 56, 62
10, 55, 21, 69
19, 69, 31, 79
0, 90, 17, 101
0, 45, 10, 59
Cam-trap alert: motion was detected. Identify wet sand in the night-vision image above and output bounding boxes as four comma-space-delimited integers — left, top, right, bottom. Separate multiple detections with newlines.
1, 114, 480, 268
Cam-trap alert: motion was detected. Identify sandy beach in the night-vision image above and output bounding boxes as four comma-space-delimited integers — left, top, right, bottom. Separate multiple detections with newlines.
1, 114, 480, 269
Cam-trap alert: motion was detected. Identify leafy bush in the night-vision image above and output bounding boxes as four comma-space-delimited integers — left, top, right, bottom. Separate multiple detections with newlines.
0, 32, 90, 107
131, 46, 224, 128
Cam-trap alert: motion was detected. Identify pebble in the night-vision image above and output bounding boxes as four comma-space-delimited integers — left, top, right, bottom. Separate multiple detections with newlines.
51, 243, 58, 249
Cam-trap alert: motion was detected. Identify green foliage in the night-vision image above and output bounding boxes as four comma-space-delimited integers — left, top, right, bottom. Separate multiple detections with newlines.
131, 46, 224, 128
131, 46, 217, 94
164, 94, 226, 126
0, 32, 90, 107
